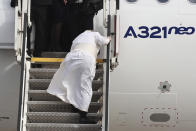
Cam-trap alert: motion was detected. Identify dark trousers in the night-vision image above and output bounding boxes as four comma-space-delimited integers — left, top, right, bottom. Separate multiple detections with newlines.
49, 0, 65, 52
31, 2, 95, 54
31, 5, 51, 56
63, 4, 95, 52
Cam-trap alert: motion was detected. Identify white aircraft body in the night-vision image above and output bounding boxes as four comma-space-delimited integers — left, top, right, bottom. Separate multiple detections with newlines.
110, 0, 196, 131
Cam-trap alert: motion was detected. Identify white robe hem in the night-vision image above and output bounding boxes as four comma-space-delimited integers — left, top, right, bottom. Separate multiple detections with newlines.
47, 90, 88, 112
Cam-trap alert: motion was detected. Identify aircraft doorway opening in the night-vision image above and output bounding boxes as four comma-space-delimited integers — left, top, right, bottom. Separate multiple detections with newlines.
28, 0, 103, 57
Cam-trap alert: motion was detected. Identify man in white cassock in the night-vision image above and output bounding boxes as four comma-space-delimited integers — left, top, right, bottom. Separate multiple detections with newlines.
47, 30, 110, 123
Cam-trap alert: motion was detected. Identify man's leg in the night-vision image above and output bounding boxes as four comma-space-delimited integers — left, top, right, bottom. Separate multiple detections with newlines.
64, 4, 81, 52
50, 22, 64, 51
32, 6, 49, 57
49, 0, 65, 52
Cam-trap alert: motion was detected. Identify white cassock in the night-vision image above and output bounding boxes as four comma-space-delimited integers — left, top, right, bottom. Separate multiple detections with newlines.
47, 30, 110, 112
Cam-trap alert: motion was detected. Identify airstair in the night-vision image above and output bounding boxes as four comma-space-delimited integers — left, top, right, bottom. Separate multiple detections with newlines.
20, 52, 106, 131
16, 2, 118, 129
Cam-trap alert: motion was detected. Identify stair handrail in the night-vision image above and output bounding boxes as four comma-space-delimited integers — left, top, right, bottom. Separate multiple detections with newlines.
105, 14, 111, 131
17, 13, 28, 131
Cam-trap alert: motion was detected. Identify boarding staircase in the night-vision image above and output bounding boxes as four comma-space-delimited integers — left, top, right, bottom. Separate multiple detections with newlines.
21, 52, 105, 131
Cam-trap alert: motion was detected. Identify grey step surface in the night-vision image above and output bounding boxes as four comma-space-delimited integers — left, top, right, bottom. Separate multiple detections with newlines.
29, 68, 104, 79
27, 101, 102, 113
29, 79, 103, 91
27, 112, 102, 123
41, 52, 68, 58
28, 90, 103, 102
31, 63, 104, 69
26, 123, 101, 131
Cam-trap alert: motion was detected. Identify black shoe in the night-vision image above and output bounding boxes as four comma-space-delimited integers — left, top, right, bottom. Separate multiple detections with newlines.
79, 117, 97, 124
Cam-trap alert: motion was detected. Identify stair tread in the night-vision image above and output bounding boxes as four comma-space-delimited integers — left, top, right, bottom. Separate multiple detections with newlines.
29, 79, 103, 85
29, 79, 103, 91
30, 68, 103, 73
27, 101, 102, 113
27, 123, 101, 126
29, 90, 103, 94
41, 52, 68, 58
27, 112, 102, 123
28, 90, 103, 102
27, 101, 102, 105
29, 79, 103, 83
26, 123, 101, 131
29, 68, 104, 79
31, 62, 103, 69
27, 112, 101, 116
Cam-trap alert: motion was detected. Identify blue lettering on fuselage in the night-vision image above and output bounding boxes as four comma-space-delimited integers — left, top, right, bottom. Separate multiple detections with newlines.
124, 26, 195, 39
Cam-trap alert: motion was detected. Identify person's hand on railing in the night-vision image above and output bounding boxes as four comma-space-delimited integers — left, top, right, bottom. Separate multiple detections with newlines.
108, 36, 112, 42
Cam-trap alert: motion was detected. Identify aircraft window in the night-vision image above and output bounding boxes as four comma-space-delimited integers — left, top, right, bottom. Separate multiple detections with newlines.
189, 0, 196, 3
127, 0, 137, 2
157, 0, 169, 3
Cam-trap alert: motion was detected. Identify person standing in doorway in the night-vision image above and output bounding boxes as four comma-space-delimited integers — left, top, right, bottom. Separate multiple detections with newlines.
63, 0, 103, 52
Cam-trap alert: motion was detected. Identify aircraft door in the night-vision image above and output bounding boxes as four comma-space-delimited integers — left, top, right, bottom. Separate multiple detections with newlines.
103, 0, 120, 70
11, 0, 30, 62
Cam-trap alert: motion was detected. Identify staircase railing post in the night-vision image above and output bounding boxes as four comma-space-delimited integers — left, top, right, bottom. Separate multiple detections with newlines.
105, 14, 111, 131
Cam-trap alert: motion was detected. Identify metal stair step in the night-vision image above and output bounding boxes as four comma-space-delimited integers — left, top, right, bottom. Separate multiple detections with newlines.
29, 79, 103, 91
28, 90, 103, 102
27, 112, 102, 123
26, 123, 101, 131
31, 62, 104, 69
41, 52, 68, 58
27, 101, 102, 113
29, 68, 104, 79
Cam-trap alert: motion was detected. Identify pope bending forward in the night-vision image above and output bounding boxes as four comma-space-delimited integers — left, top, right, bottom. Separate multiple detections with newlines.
47, 30, 110, 123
